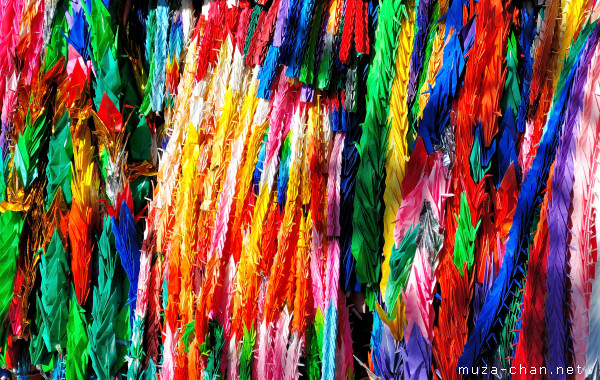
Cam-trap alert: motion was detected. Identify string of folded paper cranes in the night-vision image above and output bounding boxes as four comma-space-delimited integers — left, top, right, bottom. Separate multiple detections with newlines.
1, 0, 600, 379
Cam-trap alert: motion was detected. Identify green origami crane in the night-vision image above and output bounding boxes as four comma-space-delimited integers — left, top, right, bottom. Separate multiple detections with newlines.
81, 0, 115, 68
204, 321, 225, 380
39, 230, 70, 352
44, 6, 69, 70
453, 192, 481, 276
66, 293, 89, 380
88, 217, 121, 379
0, 211, 24, 339
14, 108, 51, 189
0, 151, 9, 203
46, 111, 73, 208
501, 32, 521, 119
239, 326, 256, 380
385, 225, 418, 312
